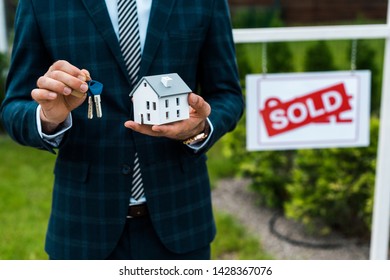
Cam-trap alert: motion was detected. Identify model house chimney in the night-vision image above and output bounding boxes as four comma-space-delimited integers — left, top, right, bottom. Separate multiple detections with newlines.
161, 76, 173, 88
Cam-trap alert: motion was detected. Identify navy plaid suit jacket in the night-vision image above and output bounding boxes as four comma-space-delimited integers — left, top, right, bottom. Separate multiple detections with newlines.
0, 0, 243, 259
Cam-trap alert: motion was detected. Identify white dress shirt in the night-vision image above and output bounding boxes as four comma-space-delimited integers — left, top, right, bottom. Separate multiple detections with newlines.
105, 0, 152, 53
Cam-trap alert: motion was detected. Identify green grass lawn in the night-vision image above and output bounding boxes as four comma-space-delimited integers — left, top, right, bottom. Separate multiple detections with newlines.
0, 135, 55, 259
211, 211, 272, 260
0, 135, 271, 260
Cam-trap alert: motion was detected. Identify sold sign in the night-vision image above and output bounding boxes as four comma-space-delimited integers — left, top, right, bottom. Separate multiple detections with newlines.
246, 71, 371, 151
260, 83, 352, 137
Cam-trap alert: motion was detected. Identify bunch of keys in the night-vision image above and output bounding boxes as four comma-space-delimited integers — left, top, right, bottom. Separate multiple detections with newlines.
86, 80, 103, 119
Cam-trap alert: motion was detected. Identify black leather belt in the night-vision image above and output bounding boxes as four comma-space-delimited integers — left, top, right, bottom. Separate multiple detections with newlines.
127, 204, 148, 218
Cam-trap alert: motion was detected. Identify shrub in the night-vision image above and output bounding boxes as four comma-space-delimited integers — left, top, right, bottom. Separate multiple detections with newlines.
304, 41, 337, 71
284, 117, 379, 239
266, 42, 295, 73
242, 150, 295, 209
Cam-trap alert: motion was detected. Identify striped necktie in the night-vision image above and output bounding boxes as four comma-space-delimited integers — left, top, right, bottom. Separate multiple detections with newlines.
118, 0, 142, 85
118, 0, 144, 201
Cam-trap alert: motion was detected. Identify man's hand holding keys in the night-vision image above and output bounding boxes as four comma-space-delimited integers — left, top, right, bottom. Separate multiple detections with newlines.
32, 60, 91, 133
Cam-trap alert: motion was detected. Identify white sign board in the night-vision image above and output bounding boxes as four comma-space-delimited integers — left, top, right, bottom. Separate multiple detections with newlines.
246, 71, 371, 151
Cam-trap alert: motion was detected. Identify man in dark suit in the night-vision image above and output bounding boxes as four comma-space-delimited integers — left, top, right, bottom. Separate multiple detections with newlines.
0, 0, 243, 260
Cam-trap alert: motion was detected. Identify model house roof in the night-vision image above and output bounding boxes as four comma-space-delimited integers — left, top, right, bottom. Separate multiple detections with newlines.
129, 73, 192, 98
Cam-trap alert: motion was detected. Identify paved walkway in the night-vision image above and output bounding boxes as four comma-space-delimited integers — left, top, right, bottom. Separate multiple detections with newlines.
212, 178, 371, 260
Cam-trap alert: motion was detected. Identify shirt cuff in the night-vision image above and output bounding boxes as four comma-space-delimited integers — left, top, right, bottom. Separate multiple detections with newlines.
187, 118, 214, 152
36, 105, 72, 147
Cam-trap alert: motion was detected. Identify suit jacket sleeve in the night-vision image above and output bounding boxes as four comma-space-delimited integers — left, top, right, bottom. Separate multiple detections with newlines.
196, 0, 244, 152
0, 0, 57, 153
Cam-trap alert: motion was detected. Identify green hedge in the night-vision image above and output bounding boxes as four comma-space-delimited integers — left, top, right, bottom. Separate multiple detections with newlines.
285, 117, 378, 239
224, 113, 378, 240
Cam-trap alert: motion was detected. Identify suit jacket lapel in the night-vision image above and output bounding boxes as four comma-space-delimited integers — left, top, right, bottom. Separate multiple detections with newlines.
81, 0, 129, 81
80, 0, 176, 83
139, 0, 177, 77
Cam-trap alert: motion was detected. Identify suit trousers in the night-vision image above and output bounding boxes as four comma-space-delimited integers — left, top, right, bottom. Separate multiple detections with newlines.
106, 215, 211, 260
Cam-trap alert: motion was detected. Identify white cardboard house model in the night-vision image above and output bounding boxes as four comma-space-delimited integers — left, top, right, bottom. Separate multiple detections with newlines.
130, 73, 191, 125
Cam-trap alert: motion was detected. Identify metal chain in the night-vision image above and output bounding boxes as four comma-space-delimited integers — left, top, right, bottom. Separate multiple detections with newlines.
351, 39, 358, 72
262, 42, 268, 75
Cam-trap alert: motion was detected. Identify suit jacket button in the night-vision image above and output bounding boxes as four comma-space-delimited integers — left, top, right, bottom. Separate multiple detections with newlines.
121, 164, 131, 175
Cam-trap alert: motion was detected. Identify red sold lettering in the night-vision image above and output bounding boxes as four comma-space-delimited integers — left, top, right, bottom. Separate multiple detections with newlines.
260, 83, 352, 137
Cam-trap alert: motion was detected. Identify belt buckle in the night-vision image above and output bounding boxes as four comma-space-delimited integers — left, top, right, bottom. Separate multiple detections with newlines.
127, 204, 147, 219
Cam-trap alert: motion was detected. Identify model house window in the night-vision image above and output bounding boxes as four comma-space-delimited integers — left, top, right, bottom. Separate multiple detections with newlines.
166, 112, 169, 119
153, 102, 156, 110
177, 110, 180, 117
176, 98, 180, 106
144, 82, 147, 87
146, 101, 150, 110
147, 113, 151, 121
165, 99, 169, 108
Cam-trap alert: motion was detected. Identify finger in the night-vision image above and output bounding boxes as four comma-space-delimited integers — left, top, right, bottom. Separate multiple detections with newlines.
151, 122, 179, 135
48, 60, 85, 79
70, 90, 86, 98
188, 93, 211, 117
45, 60, 89, 94
44, 70, 89, 94
124, 121, 160, 137
31, 88, 58, 102
152, 120, 204, 141
31, 89, 58, 105
37, 76, 73, 95
81, 69, 91, 81
71, 69, 91, 97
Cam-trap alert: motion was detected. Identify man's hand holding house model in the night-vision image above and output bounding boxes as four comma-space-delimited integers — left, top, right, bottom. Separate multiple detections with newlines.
125, 73, 211, 144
